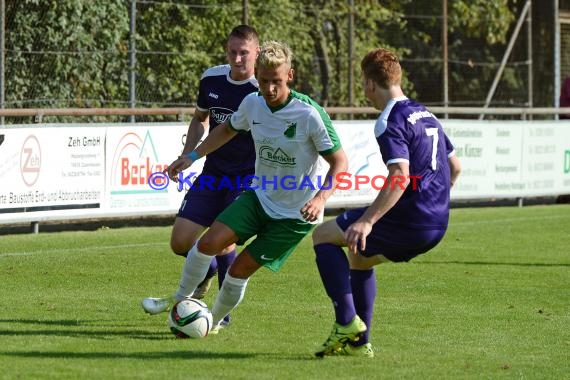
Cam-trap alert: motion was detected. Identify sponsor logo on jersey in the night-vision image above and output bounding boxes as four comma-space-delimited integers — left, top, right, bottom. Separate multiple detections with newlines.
208, 92, 219, 99
258, 146, 296, 166
210, 108, 232, 124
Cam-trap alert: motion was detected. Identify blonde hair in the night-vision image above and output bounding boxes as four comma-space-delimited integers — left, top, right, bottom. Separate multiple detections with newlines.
256, 40, 293, 69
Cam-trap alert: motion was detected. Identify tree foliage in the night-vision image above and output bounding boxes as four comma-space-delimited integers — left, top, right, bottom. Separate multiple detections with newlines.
5, 0, 128, 108
3, 0, 533, 119
450, 0, 515, 44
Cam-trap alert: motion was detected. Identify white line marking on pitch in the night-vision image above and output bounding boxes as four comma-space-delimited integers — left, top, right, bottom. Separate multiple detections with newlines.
0, 242, 167, 258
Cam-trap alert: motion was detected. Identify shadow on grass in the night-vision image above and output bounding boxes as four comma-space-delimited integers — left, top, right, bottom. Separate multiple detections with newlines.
0, 350, 257, 360
418, 260, 570, 267
0, 327, 173, 340
0, 318, 86, 326
0, 319, 174, 340
0, 320, 320, 361
0, 350, 320, 361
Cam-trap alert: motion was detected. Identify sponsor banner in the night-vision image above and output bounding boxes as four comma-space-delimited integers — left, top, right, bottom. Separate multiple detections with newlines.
444, 120, 570, 199
0, 125, 104, 217
1, 120, 569, 224
332, 120, 570, 205
521, 123, 570, 196
442, 120, 517, 199
104, 123, 201, 212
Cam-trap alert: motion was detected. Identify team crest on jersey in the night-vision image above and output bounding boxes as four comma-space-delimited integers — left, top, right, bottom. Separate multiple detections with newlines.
259, 146, 296, 166
284, 122, 297, 138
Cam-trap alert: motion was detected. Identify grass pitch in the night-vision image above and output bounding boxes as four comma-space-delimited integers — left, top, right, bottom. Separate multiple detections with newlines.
0, 204, 569, 379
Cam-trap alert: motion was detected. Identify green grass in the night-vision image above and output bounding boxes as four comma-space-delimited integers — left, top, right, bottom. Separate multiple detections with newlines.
1, 204, 569, 379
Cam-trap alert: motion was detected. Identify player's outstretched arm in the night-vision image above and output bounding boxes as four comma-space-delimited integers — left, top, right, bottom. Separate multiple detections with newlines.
300, 148, 348, 222
192, 120, 237, 158
163, 110, 209, 182
344, 162, 409, 254
164, 121, 237, 181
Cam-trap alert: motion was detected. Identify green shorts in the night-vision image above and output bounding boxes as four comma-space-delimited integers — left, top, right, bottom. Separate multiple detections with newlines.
216, 190, 314, 272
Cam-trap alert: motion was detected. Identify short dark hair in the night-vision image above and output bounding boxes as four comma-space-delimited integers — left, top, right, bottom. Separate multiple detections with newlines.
228, 24, 259, 44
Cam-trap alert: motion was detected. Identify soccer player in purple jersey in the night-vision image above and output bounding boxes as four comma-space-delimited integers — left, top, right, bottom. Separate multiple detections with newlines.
313, 48, 461, 358
141, 25, 260, 328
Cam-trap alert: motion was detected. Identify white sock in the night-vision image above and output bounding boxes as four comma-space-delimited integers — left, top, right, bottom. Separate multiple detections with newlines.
173, 243, 213, 301
211, 274, 249, 325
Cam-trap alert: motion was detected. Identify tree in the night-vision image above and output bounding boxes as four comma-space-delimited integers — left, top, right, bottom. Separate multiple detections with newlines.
5, 0, 128, 113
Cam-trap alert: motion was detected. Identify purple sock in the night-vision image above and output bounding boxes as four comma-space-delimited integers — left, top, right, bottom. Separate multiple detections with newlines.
350, 268, 376, 345
205, 258, 218, 279
216, 250, 236, 287
314, 243, 356, 325
216, 250, 236, 323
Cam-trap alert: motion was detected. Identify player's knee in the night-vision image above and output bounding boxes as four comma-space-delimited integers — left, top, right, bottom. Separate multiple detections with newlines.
312, 221, 340, 245
312, 225, 326, 244
197, 236, 221, 255
349, 253, 386, 269
170, 240, 190, 257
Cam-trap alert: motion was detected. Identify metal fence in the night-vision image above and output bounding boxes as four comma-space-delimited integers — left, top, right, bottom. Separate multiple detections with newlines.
1, 1, 569, 123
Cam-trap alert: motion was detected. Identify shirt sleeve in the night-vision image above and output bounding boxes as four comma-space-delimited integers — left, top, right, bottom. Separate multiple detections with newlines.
378, 118, 410, 165
443, 133, 456, 157
195, 74, 209, 112
228, 94, 252, 132
309, 108, 342, 155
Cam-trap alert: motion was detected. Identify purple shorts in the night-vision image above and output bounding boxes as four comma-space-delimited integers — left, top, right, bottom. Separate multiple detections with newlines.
177, 172, 249, 227
336, 207, 447, 262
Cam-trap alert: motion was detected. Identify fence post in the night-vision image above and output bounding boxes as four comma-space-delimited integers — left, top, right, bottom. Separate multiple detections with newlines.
442, 0, 449, 119
0, 0, 5, 126
527, 0, 533, 120
129, 0, 136, 123
242, 0, 248, 25
347, 0, 354, 120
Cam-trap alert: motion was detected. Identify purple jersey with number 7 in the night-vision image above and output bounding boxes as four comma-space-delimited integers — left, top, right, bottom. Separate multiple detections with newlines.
375, 96, 455, 229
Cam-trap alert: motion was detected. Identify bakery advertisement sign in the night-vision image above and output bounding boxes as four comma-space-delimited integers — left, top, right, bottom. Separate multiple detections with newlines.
105, 125, 185, 211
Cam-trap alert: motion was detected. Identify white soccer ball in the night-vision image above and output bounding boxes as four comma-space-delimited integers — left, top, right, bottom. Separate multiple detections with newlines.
167, 298, 213, 339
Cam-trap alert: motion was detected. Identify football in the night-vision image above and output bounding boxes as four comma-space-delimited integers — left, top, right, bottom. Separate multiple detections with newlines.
167, 298, 213, 339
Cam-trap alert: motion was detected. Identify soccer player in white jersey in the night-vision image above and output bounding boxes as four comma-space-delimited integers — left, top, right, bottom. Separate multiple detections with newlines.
312, 48, 461, 358
141, 25, 259, 327
161, 40, 348, 334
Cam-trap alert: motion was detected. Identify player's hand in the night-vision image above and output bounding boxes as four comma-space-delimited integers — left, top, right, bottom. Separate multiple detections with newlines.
300, 197, 325, 222
344, 220, 372, 255
163, 157, 193, 182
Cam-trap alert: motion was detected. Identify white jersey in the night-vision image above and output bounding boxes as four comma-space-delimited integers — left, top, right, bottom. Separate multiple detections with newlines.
229, 90, 341, 221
